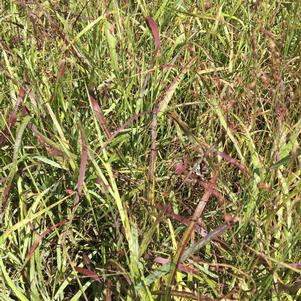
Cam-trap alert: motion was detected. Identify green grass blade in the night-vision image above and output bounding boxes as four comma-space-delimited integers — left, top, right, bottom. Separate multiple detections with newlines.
104, 20, 119, 74
0, 258, 30, 301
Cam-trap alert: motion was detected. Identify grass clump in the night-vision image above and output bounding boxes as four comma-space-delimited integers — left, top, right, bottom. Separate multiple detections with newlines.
0, 1, 301, 300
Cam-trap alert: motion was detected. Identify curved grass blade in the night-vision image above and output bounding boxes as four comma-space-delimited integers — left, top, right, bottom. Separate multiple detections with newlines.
0, 193, 73, 246
25, 220, 67, 263
28, 123, 69, 158
70, 126, 88, 219
0, 86, 26, 147
0, 258, 30, 301
89, 94, 112, 139
164, 172, 218, 299
136, 223, 228, 289
271, 148, 301, 169
32, 156, 67, 170
74, 267, 102, 283
105, 20, 119, 73
145, 16, 160, 54
64, 15, 103, 53
157, 58, 196, 118
209, 98, 245, 163
69, 281, 91, 301
77, 126, 88, 197
0, 115, 32, 214
147, 58, 196, 202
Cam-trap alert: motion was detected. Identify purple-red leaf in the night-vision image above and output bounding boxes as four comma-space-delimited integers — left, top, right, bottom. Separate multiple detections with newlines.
58, 59, 66, 78
145, 16, 160, 54
28, 123, 65, 157
216, 150, 249, 175
154, 257, 197, 274
0, 86, 26, 146
157, 204, 208, 237
71, 126, 88, 214
25, 221, 67, 262
90, 94, 112, 139
77, 127, 88, 197
75, 267, 102, 283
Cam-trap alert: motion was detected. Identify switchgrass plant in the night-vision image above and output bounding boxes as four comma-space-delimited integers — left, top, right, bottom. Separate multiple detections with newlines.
0, 1, 301, 300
